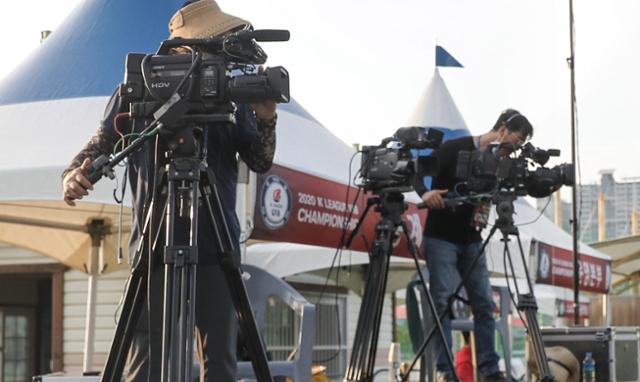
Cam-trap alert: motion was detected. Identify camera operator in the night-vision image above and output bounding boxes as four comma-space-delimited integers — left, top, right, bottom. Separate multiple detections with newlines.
61, 1, 277, 381
416, 109, 533, 382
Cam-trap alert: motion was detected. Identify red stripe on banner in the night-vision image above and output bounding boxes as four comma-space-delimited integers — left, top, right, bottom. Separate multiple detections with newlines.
251, 164, 428, 257
556, 299, 590, 318
536, 241, 612, 294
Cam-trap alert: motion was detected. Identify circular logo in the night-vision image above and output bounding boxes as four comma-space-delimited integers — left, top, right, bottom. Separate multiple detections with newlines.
539, 249, 551, 279
260, 175, 292, 230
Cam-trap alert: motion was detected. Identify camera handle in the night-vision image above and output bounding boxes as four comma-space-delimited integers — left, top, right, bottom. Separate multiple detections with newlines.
342, 192, 458, 382
85, 108, 236, 185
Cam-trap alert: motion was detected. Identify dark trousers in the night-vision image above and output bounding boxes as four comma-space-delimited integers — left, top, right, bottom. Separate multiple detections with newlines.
125, 263, 238, 382
423, 237, 500, 378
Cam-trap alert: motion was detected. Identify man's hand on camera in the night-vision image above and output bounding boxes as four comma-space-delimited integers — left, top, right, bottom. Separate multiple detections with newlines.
250, 66, 277, 121
421, 189, 449, 210
251, 100, 277, 121
62, 158, 94, 206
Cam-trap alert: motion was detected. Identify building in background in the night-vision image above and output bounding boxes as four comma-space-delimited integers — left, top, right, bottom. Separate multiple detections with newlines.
538, 169, 640, 243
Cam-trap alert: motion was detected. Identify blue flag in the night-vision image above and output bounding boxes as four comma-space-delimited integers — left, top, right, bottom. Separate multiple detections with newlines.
436, 46, 463, 68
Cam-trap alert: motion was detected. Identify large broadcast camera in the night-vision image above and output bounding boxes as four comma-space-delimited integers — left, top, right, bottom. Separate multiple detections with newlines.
455, 142, 574, 198
359, 127, 443, 193
86, 29, 290, 182
119, 29, 290, 120
91, 29, 291, 382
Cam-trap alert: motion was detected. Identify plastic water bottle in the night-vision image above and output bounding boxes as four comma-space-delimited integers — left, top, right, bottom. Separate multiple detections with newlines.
582, 351, 596, 382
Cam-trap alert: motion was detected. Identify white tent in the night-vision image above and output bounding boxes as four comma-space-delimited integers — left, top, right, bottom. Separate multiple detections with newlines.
483, 197, 610, 279
0, 0, 190, 372
0, 0, 404, 370
404, 65, 611, 293
407, 67, 469, 139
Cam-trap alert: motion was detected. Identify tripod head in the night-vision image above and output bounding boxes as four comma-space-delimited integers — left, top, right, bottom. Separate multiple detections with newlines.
491, 191, 518, 235
343, 191, 410, 249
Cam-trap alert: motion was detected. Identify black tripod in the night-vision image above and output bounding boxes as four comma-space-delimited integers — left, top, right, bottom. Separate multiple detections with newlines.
402, 192, 554, 382
342, 191, 458, 382
93, 114, 274, 382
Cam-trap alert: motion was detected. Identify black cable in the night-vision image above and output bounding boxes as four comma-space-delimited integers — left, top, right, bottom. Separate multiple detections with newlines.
146, 135, 162, 382
516, 196, 551, 227
141, 54, 164, 102
571, 8, 584, 234
312, 151, 361, 364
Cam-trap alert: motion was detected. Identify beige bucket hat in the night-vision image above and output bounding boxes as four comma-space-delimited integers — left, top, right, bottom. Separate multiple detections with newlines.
169, 0, 252, 39
528, 346, 580, 382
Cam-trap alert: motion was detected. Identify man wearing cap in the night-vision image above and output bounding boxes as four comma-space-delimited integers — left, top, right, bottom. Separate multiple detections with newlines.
415, 109, 533, 382
61, 1, 277, 381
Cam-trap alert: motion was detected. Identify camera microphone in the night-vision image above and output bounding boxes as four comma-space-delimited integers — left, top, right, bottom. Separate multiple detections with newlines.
241, 29, 290, 42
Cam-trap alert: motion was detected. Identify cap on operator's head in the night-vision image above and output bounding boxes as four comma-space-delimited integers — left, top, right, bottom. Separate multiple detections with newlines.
168, 0, 252, 39
493, 108, 533, 139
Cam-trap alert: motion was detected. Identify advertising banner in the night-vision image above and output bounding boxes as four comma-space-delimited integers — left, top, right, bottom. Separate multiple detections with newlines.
251, 165, 427, 257
536, 241, 611, 294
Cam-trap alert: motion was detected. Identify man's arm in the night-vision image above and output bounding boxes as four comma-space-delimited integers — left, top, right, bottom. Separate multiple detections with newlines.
415, 142, 458, 210
234, 99, 277, 174
238, 114, 277, 173
61, 125, 120, 179
62, 90, 122, 205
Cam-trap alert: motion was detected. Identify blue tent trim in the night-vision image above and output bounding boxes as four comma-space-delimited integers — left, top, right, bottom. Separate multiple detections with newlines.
0, 0, 317, 123
412, 127, 469, 158
0, 0, 184, 106
412, 126, 470, 191
436, 46, 463, 68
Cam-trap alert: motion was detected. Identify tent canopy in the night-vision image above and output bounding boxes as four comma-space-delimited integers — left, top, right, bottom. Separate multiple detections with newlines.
592, 234, 640, 292
245, 242, 417, 293
0, 0, 336, 272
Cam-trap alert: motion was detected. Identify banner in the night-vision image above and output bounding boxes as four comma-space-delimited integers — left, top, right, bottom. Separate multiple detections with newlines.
251, 164, 427, 257
556, 299, 590, 319
536, 241, 611, 294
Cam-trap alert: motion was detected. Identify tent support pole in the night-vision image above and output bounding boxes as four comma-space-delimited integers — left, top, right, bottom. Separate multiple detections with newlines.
83, 219, 107, 373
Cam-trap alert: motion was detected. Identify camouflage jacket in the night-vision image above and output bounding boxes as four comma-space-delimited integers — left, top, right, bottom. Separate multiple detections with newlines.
63, 93, 277, 178
62, 90, 277, 264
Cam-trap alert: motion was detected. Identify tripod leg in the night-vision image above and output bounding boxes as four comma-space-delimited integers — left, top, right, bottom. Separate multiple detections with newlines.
179, 179, 200, 382
161, 160, 200, 382
162, 180, 178, 382
201, 173, 274, 382
402, 225, 499, 381
100, 265, 148, 382
399, 223, 458, 382
506, 234, 554, 381
344, 220, 393, 382
101, 195, 162, 382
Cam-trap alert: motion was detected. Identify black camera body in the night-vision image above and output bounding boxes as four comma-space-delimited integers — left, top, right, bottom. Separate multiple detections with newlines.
456, 142, 574, 198
121, 53, 289, 108
360, 127, 443, 193
118, 29, 290, 121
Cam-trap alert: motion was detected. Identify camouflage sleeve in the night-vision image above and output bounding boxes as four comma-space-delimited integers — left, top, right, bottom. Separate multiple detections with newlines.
238, 114, 277, 174
61, 127, 119, 180
61, 90, 122, 179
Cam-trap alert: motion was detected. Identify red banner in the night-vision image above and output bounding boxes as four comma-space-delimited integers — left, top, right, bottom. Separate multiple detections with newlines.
556, 299, 590, 318
536, 241, 611, 294
251, 164, 427, 257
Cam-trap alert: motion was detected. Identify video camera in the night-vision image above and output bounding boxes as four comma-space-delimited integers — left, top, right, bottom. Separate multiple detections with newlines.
359, 127, 443, 193
455, 142, 574, 198
119, 29, 290, 122
85, 29, 290, 184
